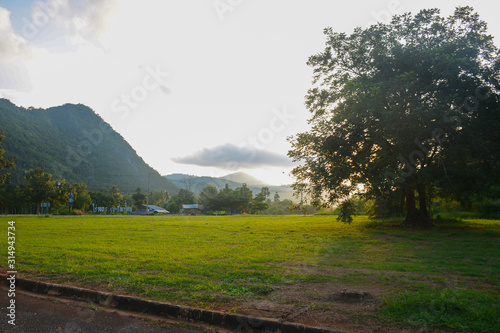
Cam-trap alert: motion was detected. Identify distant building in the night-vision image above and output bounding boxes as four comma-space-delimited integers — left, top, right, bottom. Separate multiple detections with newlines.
180, 204, 204, 215
132, 204, 169, 215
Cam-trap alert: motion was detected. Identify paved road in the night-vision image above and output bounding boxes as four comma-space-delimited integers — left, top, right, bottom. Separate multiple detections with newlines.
0, 287, 221, 333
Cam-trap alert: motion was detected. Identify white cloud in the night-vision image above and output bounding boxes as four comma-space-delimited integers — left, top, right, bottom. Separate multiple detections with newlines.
0, 7, 31, 61
25, 0, 118, 48
0, 7, 32, 91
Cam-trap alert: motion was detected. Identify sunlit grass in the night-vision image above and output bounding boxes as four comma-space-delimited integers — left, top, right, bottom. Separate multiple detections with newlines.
1, 215, 498, 331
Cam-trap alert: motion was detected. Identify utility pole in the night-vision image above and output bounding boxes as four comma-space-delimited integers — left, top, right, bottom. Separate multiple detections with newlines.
146, 173, 151, 214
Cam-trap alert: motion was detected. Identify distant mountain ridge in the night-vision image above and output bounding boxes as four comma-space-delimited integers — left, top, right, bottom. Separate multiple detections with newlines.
218, 172, 267, 186
0, 99, 179, 194
164, 172, 295, 200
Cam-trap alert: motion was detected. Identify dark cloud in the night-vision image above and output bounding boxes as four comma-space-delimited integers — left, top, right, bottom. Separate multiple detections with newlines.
172, 143, 292, 169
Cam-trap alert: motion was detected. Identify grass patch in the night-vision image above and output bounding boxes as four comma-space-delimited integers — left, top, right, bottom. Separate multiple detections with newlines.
0, 215, 498, 331
381, 288, 500, 332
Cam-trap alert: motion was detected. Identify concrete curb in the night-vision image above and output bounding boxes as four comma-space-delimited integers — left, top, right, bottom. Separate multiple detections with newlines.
2, 274, 344, 333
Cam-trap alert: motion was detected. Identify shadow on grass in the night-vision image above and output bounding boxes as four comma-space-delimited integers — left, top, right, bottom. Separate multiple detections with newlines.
380, 287, 500, 332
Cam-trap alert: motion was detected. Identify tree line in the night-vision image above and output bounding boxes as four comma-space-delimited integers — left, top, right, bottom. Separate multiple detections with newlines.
0, 170, 312, 216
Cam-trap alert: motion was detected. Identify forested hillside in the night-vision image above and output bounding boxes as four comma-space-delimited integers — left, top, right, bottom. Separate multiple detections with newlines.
0, 99, 178, 194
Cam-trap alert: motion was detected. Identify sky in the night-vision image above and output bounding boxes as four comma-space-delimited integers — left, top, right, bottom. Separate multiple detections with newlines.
1, 0, 499, 185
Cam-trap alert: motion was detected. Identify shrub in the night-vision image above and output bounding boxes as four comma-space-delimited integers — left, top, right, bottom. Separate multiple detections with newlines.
336, 199, 356, 224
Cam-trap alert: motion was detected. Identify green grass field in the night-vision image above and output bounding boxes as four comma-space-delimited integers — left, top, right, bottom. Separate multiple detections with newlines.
1, 215, 499, 332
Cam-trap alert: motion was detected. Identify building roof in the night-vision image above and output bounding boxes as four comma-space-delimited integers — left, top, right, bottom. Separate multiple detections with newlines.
138, 204, 169, 213
139, 204, 166, 210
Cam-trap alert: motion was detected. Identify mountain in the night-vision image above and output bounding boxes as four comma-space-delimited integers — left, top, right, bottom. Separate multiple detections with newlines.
165, 173, 245, 193
0, 99, 179, 194
164, 172, 295, 201
218, 172, 266, 186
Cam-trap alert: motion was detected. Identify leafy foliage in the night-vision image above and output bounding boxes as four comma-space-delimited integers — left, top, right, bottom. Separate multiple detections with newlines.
336, 199, 356, 224
167, 188, 196, 213
198, 184, 253, 214
148, 190, 171, 208
23, 168, 58, 214
252, 190, 269, 214
131, 187, 147, 206
288, 7, 500, 225
90, 185, 124, 208
71, 183, 92, 211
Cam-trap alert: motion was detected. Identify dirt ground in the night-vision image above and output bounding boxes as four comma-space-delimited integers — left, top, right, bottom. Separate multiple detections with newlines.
203, 282, 410, 333
181, 279, 453, 333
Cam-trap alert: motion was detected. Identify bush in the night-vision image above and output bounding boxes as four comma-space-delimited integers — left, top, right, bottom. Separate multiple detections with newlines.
336, 199, 356, 224
474, 199, 500, 219
431, 197, 462, 213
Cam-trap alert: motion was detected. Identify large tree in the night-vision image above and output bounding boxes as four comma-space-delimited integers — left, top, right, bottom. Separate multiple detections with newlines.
167, 188, 196, 213
234, 183, 253, 213
288, 7, 500, 226
24, 168, 58, 215
0, 174, 25, 213
252, 192, 269, 214
90, 185, 124, 208
72, 183, 92, 211
199, 184, 219, 210
131, 187, 147, 207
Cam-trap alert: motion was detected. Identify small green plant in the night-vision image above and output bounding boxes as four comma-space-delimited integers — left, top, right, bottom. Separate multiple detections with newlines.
90, 304, 103, 311
310, 303, 329, 310
337, 199, 356, 224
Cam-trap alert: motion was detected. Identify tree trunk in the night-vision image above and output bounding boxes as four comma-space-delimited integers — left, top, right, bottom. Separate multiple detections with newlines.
399, 197, 405, 216
404, 188, 419, 226
405, 188, 416, 216
404, 186, 432, 227
417, 184, 432, 227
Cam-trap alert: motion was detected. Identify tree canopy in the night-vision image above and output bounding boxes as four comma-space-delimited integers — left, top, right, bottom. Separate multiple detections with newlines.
23, 168, 59, 214
198, 184, 253, 213
167, 188, 196, 213
288, 7, 500, 226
